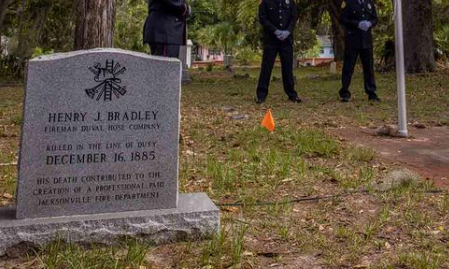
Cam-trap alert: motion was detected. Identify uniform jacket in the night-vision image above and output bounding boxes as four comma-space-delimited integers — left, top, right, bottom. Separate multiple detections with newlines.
143, 0, 189, 46
259, 0, 298, 45
340, 0, 378, 49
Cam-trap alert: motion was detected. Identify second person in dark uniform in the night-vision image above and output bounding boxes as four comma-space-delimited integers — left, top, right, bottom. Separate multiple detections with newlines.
256, 0, 301, 104
143, 0, 190, 58
339, 0, 380, 102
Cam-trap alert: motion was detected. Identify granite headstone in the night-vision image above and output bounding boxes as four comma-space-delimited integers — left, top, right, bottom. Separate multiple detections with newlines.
17, 49, 181, 219
0, 48, 219, 256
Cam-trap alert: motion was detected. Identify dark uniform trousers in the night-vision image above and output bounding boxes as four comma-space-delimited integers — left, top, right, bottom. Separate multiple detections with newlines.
339, 0, 378, 99
150, 44, 180, 58
340, 47, 376, 98
257, 0, 299, 101
257, 41, 296, 101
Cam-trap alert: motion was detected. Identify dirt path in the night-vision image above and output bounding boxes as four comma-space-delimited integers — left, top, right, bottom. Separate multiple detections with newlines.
333, 126, 449, 190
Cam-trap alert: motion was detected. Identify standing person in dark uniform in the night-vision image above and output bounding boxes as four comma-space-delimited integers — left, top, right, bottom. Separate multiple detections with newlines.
256, 0, 301, 104
143, 0, 190, 58
339, 0, 380, 102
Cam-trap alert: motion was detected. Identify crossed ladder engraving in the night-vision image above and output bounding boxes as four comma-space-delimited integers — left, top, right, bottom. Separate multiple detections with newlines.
85, 60, 127, 101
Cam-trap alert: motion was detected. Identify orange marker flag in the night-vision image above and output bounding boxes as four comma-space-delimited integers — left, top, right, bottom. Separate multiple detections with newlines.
261, 108, 275, 132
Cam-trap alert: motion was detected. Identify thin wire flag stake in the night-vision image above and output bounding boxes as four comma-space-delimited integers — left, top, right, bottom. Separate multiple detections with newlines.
394, 0, 409, 137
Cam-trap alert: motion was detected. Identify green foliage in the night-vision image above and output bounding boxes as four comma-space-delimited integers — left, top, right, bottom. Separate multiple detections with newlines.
198, 21, 239, 55
434, 0, 449, 61
1, 0, 73, 77
32, 47, 54, 58
115, 0, 149, 52
236, 0, 261, 49
206, 62, 214, 71
39, 0, 74, 52
188, 0, 220, 43
300, 30, 320, 59
234, 47, 261, 65
372, 0, 394, 60
0, 0, 448, 76
435, 25, 449, 61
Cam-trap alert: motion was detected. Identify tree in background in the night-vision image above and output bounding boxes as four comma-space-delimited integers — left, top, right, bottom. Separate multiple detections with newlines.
403, 0, 435, 72
0, 0, 448, 75
0, 0, 53, 76
198, 22, 239, 56
0, 0, 12, 44
188, 0, 220, 46
74, 0, 116, 50
326, 0, 345, 61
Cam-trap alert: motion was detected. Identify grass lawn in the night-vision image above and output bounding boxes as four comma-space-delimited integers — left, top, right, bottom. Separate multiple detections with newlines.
0, 66, 448, 268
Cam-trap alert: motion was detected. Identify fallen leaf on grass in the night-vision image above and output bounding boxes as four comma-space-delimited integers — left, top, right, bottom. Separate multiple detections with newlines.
243, 251, 254, 257
385, 242, 392, 249
222, 206, 239, 213
2, 193, 13, 199
0, 162, 18, 167
429, 230, 441, 235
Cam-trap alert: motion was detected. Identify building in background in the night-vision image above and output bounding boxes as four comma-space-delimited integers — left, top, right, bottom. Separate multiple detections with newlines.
191, 45, 224, 68
190, 35, 335, 68
300, 35, 334, 66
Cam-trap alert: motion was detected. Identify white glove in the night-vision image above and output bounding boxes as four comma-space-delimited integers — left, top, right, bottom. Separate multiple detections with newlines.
358, 21, 371, 31
278, 30, 291, 41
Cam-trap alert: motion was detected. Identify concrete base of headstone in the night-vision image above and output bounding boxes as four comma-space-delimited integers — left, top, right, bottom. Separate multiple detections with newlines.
0, 193, 219, 256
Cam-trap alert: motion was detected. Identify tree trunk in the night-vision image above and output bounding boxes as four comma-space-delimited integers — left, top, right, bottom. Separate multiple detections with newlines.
0, 0, 12, 40
74, 0, 115, 50
403, 0, 435, 73
327, 0, 345, 61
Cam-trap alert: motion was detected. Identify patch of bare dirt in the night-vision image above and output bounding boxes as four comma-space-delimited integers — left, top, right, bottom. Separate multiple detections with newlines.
332, 126, 449, 190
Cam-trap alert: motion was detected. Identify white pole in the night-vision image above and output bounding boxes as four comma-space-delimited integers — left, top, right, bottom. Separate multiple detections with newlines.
394, 0, 408, 137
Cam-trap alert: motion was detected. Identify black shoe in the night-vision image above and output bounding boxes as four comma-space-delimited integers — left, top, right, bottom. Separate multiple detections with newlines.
289, 97, 302, 103
368, 94, 381, 102
255, 98, 265, 104
340, 97, 350, 103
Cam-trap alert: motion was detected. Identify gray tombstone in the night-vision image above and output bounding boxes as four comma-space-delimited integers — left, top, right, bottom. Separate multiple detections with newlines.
0, 49, 219, 256
179, 45, 191, 83
329, 61, 337, 74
